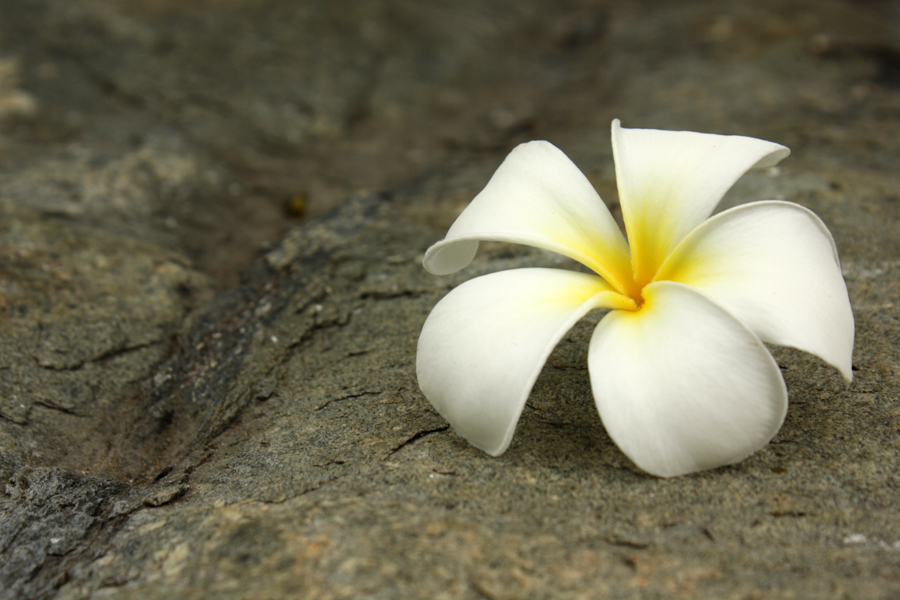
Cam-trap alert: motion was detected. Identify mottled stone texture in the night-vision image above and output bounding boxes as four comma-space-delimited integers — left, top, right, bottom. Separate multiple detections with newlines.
1, 1, 899, 599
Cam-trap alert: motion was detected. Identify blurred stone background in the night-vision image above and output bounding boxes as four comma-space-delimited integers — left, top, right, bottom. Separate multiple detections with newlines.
0, 0, 898, 598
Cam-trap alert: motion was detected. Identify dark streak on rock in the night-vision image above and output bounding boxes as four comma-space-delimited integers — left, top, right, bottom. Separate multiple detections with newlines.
385, 425, 451, 458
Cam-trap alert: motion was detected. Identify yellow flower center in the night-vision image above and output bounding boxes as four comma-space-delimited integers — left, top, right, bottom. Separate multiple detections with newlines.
601, 246, 659, 312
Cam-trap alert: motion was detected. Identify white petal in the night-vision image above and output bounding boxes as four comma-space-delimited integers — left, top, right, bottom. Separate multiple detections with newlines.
417, 268, 635, 456
423, 141, 634, 294
612, 119, 790, 286
589, 281, 787, 478
657, 201, 854, 381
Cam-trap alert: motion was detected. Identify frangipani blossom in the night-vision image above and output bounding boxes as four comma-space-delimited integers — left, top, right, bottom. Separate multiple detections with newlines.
416, 120, 854, 478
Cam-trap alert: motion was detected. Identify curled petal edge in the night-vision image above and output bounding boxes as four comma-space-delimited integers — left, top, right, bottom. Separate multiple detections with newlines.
423, 140, 633, 293
611, 119, 790, 286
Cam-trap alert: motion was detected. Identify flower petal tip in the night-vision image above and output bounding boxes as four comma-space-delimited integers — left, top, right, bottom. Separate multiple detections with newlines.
423, 238, 479, 275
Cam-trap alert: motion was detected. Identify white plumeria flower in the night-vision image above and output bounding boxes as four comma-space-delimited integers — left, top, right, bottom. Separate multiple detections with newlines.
416, 119, 854, 478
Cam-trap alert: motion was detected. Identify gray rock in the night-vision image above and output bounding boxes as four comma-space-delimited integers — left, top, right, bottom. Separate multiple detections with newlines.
0, 0, 899, 599
0, 198, 212, 479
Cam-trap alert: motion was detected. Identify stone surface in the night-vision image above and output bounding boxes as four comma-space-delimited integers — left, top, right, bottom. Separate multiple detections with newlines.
0, 198, 212, 478
1, 1, 899, 599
